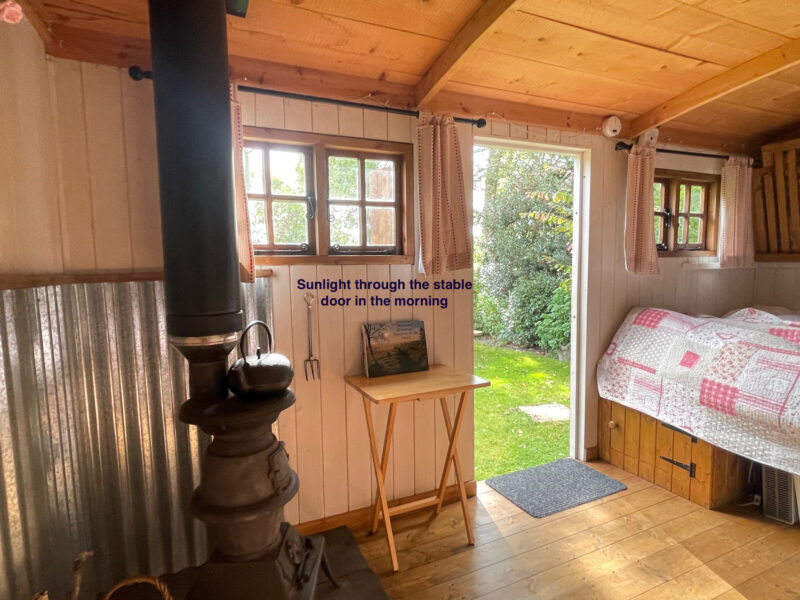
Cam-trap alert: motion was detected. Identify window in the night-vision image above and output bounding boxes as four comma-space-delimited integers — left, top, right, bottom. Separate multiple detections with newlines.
244, 143, 315, 254
244, 129, 411, 263
653, 170, 720, 256
327, 151, 401, 254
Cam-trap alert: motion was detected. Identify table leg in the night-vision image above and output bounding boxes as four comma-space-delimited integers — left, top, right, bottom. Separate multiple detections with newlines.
435, 392, 475, 544
370, 402, 398, 535
363, 397, 399, 572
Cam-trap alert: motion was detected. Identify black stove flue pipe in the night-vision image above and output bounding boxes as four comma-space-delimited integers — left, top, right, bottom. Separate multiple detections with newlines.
148, 0, 242, 401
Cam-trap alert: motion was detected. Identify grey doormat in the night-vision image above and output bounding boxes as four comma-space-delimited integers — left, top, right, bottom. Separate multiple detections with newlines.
486, 458, 627, 518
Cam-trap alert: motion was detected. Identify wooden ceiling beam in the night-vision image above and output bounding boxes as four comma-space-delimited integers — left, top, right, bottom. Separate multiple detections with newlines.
16, 0, 53, 45
415, 0, 520, 108
45, 25, 417, 109
41, 18, 756, 154
631, 37, 800, 137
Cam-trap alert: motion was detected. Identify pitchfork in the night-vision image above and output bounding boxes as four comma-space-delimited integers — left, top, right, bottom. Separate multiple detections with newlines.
303, 293, 321, 381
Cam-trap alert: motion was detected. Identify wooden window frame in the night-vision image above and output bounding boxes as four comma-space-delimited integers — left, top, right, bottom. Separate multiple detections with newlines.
325, 149, 403, 255
655, 169, 720, 258
244, 141, 316, 255
244, 127, 414, 266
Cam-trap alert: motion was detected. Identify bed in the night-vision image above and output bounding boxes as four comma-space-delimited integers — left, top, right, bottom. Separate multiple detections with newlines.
597, 307, 800, 477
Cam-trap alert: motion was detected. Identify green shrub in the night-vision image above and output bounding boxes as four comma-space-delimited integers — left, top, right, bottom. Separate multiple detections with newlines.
473, 145, 574, 350
473, 273, 506, 335
501, 271, 561, 347
536, 280, 572, 352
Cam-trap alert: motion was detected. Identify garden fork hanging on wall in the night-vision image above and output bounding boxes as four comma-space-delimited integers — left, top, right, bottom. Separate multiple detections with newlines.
303, 293, 321, 380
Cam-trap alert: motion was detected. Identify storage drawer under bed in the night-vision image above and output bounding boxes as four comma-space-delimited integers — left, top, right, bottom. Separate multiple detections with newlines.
598, 399, 748, 509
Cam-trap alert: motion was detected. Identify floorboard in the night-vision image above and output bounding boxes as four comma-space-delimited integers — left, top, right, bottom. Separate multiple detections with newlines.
356, 461, 800, 599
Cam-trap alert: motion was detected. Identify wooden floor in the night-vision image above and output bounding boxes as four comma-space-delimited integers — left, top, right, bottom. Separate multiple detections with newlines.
354, 461, 800, 599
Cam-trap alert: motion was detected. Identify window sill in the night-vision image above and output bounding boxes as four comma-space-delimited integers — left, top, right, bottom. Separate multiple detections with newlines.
657, 250, 716, 258
255, 254, 415, 266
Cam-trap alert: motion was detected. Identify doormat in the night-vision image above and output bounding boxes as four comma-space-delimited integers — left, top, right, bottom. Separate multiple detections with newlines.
486, 458, 626, 518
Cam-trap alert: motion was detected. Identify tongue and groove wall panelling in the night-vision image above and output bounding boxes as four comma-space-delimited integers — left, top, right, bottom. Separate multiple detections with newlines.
48, 58, 95, 272
269, 266, 299, 524
412, 268, 437, 495
342, 264, 373, 511
754, 264, 800, 310
433, 271, 457, 488
290, 265, 325, 522
120, 72, 162, 270
316, 264, 349, 517
390, 263, 416, 500
453, 125, 475, 481
453, 267, 476, 482
366, 264, 395, 501
80, 63, 134, 271
239, 87, 475, 519
0, 19, 62, 274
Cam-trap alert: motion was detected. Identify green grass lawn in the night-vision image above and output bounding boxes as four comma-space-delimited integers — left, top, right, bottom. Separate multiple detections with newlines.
473, 340, 571, 480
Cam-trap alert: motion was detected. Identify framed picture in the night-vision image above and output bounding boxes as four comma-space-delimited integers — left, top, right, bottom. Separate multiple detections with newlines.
361, 320, 429, 378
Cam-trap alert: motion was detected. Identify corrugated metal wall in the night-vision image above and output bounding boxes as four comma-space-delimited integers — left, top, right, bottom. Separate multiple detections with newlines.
0, 279, 272, 600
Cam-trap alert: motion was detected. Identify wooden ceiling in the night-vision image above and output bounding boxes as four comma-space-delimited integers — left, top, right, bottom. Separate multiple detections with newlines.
18, 0, 800, 153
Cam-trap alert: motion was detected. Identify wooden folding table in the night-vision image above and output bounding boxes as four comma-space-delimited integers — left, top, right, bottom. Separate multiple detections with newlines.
345, 364, 490, 571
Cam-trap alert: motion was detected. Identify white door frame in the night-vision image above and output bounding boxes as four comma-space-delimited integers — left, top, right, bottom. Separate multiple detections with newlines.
472, 137, 590, 460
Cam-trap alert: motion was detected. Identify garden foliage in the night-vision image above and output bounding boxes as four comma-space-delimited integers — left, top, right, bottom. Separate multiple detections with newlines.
474, 146, 574, 351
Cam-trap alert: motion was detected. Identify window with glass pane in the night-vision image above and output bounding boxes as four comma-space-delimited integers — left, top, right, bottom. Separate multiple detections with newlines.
675, 183, 706, 250
653, 169, 718, 255
243, 141, 314, 254
653, 180, 668, 250
327, 151, 401, 254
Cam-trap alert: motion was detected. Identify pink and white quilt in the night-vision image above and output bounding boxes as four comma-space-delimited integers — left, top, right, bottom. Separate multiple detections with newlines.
597, 307, 800, 475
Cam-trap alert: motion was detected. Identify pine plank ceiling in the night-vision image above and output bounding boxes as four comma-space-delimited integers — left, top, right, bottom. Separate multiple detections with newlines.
20, 0, 800, 153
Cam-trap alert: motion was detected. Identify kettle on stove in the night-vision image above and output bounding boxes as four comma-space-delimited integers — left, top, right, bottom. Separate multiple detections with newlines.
227, 320, 293, 399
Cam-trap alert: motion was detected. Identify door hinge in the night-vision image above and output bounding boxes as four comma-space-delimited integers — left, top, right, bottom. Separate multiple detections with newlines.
662, 422, 697, 443
659, 456, 696, 478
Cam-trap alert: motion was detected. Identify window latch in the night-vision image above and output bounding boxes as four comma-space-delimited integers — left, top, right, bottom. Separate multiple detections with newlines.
664, 207, 672, 228
306, 195, 316, 220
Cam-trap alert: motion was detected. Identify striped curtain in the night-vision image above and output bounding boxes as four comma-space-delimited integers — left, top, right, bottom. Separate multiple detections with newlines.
231, 84, 255, 283
624, 144, 660, 275
416, 112, 472, 276
719, 156, 755, 268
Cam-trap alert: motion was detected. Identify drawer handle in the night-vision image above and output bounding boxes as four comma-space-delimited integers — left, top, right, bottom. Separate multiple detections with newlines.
608, 420, 617, 430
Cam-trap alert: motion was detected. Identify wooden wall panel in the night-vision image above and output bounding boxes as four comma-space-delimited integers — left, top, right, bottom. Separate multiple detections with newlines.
412, 269, 437, 495
342, 264, 373, 511
290, 265, 325, 522
0, 19, 63, 274
231, 97, 477, 523
317, 264, 348, 517
121, 74, 162, 270
390, 263, 416, 500
270, 265, 299, 523
81, 63, 133, 271
49, 58, 96, 271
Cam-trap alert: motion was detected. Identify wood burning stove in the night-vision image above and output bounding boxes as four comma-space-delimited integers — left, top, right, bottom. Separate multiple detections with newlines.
141, 1, 335, 597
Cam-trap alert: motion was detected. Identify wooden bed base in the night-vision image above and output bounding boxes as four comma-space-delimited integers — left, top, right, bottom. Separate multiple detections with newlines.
598, 399, 749, 509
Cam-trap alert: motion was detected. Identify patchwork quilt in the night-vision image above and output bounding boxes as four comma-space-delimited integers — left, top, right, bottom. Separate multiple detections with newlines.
597, 307, 800, 475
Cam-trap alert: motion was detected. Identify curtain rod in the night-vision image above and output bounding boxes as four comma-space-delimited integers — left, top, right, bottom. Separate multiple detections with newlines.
237, 85, 488, 129
614, 141, 729, 160
128, 67, 486, 127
